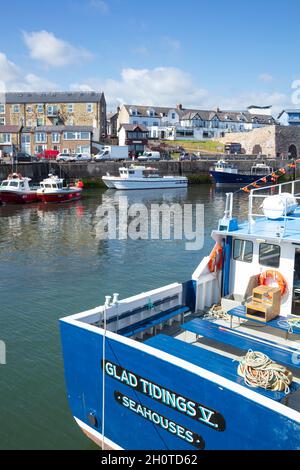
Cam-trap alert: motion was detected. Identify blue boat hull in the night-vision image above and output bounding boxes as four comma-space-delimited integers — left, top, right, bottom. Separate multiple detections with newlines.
60, 320, 300, 450
210, 170, 267, 186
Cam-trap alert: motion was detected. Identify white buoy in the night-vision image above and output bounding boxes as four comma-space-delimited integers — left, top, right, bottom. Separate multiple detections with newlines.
262, 193, 298, 220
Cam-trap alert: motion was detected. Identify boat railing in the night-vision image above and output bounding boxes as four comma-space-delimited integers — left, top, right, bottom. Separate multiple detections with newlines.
248, 178, 300, 237
223, 178, 300, 238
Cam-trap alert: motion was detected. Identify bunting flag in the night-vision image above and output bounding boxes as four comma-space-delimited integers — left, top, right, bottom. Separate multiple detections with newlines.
239, 159, 297, 194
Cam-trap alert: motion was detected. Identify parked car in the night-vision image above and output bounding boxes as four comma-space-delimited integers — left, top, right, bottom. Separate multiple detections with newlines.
138, 151, 161, 162
13, 152, 38, 163
69, 153, 92, 162
56, 153, 72, 162
179, 153, 199, 161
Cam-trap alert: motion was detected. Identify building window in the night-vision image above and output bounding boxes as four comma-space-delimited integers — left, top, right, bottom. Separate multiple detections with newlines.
0, 133, 11, 143
132, 120, 138, 125
0, 104, 5, 114
172, 113, 176, 119
259, 243, 280, 268
67, 104, 74, 113
36, 118, 44, 126
35, 132, 47, 143
13, 104, 20, 113
35, 144, 47, 153
86, 103, 94, 113
153, 121, 159, 126
63, 131, 90, 140
77, 145, 90, 154
27, 106, 33, 113
0, 117, 5, 125
233, 239, 253, 263
47, 105, 59, 116
52, 133, 60, 143
143, 121, 148, 126
37, 104, 44, 113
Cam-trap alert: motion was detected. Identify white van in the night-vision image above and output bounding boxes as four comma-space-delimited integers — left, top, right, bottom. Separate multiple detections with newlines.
138, 151, 160, 161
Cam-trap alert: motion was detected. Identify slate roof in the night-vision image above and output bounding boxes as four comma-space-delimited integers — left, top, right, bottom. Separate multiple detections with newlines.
3, 92, 104, 104
120, 123, 148, 132
122, 104, 275, 125
0, 125, 22, 133
33, 126, 93, 133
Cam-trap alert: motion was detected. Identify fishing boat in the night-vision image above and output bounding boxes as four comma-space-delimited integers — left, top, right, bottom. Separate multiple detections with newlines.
210, 160, 274, 186
0, 173, 39, 204
36, 174, 83, 203
102, 165, 188, 190
60, 178, 300, 450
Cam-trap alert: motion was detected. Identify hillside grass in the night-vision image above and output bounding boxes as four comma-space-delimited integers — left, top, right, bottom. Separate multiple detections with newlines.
162, 140, 224, 154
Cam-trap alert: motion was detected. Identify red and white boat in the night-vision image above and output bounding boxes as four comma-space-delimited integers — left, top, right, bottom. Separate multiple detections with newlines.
36, 174, 83, 203
0, 173, 39, 204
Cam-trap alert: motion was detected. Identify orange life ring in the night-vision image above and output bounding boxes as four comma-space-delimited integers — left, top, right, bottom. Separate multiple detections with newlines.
259, 270, 287, 296
208, 243, 223, 272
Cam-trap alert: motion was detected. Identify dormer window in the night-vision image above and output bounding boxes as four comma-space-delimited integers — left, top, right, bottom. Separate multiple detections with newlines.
147, 108, 155, 117
130, 108, 137, 116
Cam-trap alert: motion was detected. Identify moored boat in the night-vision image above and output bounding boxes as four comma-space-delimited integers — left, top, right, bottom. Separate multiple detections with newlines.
36, 174, 83, 203
60, 178, 300, 450
0, 173, 39, 204
102, 165, 188, 190
210, 160, 274, 186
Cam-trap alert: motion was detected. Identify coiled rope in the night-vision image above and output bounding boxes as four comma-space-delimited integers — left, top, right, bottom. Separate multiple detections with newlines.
238, 350, 293, 394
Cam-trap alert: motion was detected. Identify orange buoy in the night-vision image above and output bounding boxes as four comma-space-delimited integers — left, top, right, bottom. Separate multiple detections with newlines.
208, 243, 223, 272
259, 270, 287, 296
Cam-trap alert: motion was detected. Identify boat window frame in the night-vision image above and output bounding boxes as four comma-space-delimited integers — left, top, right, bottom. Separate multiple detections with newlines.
259, 242, 281, 268
8, 181, 19, 187
233, 238, 254, 263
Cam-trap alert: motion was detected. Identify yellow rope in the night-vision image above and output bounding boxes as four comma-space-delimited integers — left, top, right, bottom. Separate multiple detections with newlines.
238, 350, 293, 394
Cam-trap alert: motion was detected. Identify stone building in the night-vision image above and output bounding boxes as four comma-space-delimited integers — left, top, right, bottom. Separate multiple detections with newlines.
0, 91, 106, 155
219, 125, 300, 158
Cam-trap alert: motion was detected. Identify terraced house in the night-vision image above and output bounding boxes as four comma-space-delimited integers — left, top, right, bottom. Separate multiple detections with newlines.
0, 91, 106, 156
115, 104, 276, 141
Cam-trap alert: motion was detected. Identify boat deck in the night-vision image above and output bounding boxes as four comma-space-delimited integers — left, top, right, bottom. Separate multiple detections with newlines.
136, 311, 300, 410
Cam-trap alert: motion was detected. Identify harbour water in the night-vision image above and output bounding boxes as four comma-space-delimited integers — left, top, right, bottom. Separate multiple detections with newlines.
0, 185, 250, 449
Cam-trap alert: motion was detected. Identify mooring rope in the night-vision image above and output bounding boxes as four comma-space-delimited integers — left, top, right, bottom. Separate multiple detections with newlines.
277, 317, 300, 334
238, 350, 293, 394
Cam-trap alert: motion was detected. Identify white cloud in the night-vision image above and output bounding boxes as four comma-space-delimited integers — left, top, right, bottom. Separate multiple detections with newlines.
22, 30, 93, 67
0, 51, 57, 92
212, 91, 289, 115
259, 73, 273, 83
90, 0, 109, 14
71, 66, 208, 110
162, 36, 181, 52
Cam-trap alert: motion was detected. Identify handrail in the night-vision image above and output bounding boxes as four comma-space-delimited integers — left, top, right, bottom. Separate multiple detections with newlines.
248, 178, 300, 237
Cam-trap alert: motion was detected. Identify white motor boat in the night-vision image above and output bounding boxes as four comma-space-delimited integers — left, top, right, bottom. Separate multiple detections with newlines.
102, 165, 188, 190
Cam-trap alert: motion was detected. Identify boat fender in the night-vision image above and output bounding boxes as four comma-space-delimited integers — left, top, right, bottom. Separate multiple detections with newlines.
208, 243, 223, 273
259, 270, 287, 296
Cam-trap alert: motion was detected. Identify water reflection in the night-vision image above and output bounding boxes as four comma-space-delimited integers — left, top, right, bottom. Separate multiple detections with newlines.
0, 185, 255, 449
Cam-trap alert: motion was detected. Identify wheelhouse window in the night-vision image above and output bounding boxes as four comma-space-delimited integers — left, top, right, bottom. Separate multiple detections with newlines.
259, 243, 280, 268
233, 239, 253, 263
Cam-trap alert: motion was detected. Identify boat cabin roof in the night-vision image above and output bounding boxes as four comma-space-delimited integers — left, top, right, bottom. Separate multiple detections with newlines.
214, 179, 300, 243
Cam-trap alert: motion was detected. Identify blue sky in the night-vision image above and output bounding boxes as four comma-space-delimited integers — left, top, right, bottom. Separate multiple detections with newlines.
1, 0, 300, 113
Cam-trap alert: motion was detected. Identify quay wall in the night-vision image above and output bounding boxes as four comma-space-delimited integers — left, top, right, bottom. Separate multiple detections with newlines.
0, 157, 286, 184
